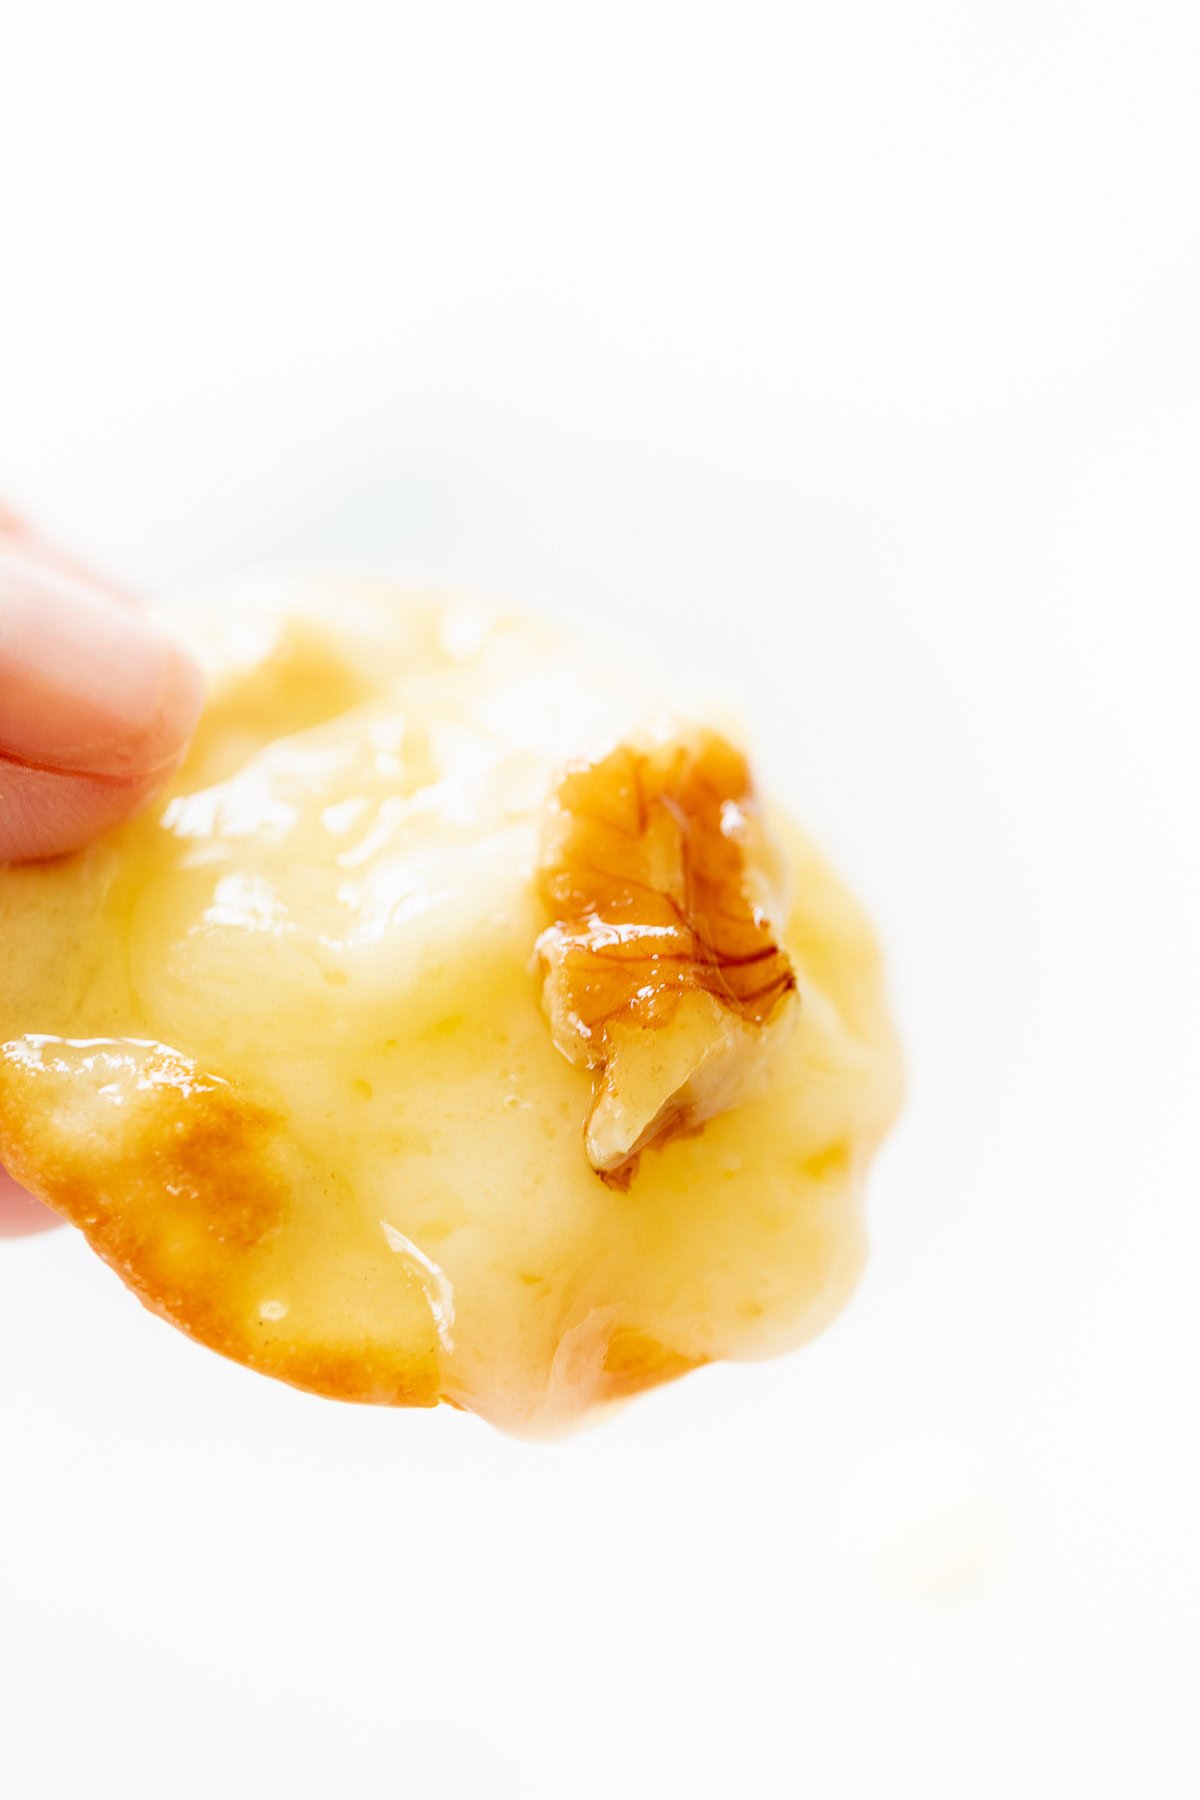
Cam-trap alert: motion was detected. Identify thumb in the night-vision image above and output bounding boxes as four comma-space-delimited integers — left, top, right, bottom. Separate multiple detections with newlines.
0, 530, 204, 861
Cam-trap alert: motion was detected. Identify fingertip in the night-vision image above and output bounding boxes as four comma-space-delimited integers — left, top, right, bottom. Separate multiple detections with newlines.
155, 629, 207, 772
0, 537, 205, 862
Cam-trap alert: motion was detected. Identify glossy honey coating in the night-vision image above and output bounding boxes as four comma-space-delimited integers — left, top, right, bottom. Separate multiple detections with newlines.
0, 580, 901, 1433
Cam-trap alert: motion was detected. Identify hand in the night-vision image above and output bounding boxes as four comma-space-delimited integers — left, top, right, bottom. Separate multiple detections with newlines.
0, 509, 204, 1234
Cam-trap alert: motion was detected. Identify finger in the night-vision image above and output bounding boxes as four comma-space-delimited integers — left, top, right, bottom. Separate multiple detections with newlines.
0, 1164, 61, 1237
0, 537, 204, 861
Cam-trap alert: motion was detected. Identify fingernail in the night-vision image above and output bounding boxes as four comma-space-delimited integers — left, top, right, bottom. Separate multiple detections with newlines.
0, 542, 204, 781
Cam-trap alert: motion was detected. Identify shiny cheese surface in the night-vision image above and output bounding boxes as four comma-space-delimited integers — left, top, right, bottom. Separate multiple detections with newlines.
0, 580, 901, 1433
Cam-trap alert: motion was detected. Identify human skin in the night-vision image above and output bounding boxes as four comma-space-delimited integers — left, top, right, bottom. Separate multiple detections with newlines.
0, 511, 204, 1234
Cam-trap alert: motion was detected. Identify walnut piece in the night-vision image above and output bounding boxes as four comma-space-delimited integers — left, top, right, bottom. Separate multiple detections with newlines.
535, 729, 798, 1180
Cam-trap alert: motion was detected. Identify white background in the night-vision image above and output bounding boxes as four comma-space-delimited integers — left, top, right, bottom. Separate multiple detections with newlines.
2, 2, 1198, 1794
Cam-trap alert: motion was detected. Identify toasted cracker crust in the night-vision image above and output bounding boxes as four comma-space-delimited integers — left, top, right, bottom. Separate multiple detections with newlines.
0, 1037, 439, 1408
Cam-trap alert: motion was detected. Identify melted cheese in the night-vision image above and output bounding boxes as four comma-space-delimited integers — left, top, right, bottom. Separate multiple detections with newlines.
0, 579, 901, 1434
